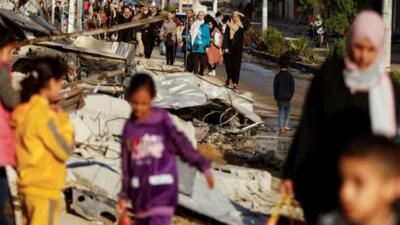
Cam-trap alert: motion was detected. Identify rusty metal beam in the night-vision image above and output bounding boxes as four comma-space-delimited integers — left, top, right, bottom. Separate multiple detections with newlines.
20, 16, 164, 46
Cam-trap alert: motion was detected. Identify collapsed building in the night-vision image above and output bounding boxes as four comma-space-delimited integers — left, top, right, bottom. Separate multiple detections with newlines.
1, 8, 303, 225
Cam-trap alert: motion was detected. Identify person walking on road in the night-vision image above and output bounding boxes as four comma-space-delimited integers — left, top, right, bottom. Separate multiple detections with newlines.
160, 13, 178, 65
281, 11, 399, 225
142, 23, 156, 59
141, 6, 156, 59
116, 6, 134, 43
188, 11, 210, 76
274, 54, 295, 135
0, 26, 22, 225
222, 11, 249, 90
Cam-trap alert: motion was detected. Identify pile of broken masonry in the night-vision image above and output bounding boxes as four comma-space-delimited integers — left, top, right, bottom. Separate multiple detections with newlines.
6, 39, 304, 225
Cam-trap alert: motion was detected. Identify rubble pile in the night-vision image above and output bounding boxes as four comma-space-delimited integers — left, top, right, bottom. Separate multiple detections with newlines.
131, 57, 302, 220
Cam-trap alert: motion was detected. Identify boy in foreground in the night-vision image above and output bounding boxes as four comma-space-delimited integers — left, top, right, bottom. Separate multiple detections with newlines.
319, 136, 400, 225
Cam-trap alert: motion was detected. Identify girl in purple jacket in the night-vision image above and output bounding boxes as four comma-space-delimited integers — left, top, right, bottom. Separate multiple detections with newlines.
118, 74, 214, 225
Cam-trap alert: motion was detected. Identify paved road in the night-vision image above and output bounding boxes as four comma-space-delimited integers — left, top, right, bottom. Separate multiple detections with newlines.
214, 55, 311, 117
167, 49, 311, 117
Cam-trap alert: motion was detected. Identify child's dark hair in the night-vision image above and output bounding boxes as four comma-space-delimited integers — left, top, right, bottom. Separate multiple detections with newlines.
0, 26, 24, 49
279, 54, 290, 69
122, 5, 131, 12
341, 136, 400, 177
126, 73, 156, 99
20, 57, 68, 102
208, 17, 218, 30
216, 12, 222, 18
222, 15, 230, 24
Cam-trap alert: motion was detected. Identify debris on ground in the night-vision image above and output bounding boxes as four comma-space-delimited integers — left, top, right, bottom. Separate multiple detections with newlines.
2, 8, 305, 224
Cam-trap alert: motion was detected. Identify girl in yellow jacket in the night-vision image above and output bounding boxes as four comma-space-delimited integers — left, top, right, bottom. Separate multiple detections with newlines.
12, 57, 74, 225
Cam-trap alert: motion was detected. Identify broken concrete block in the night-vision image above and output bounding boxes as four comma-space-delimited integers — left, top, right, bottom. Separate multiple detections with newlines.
69, 114, 93, 143
170, 114, 197, 148
177, 159, 197, 196
194, 126, 209, 142
67, 158, 121, 200
179, 171, 245, 225
213, 165, 272, 204
65, 188, 118, 225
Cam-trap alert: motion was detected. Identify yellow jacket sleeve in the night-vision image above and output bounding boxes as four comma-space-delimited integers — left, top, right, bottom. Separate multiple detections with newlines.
38, 112, 74, 162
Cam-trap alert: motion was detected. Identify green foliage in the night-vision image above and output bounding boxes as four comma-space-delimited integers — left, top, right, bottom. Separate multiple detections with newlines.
324, 0, 356, 34
391, 71, 400, 86
261, 27, 284, 56
299, 0, 356, 35
304, 47, 316, 64
287, 37, 316, 64
288, 37, 308, 57
298, 0, 317, 10
164, 4, 176, 12
135, 0, 148, 5
244, 27, 262, 47
328, 39, 347, 57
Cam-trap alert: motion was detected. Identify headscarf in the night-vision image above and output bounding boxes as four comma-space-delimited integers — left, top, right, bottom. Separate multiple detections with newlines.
190, 11, 205, 46
167, 12, 174, 21
227, 11, 243, 40
343, 10, 397, 137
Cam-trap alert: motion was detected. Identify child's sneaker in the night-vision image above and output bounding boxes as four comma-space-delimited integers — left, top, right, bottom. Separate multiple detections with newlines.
279, 127, 286, 136
284, 126, 292, 131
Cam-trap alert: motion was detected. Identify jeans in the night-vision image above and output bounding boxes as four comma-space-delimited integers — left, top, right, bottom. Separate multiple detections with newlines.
277, 101, 291, 128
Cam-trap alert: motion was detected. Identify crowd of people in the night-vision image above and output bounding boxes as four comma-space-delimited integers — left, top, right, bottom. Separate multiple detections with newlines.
37, 0, 160, 58
38, 0, 250, 90
159, 9, 249, 90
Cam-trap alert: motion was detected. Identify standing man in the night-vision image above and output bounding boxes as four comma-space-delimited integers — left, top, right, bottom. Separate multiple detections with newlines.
142, 5, 156, 59
103, 0, 113, 27
273, 54, 295, 135
54, 1, 62, 29
116, 6, 134, 43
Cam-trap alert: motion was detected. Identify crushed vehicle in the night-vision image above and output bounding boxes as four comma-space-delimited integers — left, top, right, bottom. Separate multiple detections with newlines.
0, 9, 135, 82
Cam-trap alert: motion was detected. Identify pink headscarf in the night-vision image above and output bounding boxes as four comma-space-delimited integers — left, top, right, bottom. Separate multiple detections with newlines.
349, 11, 385, 55
344, 10, 397, 138
345, 10, 385, 71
